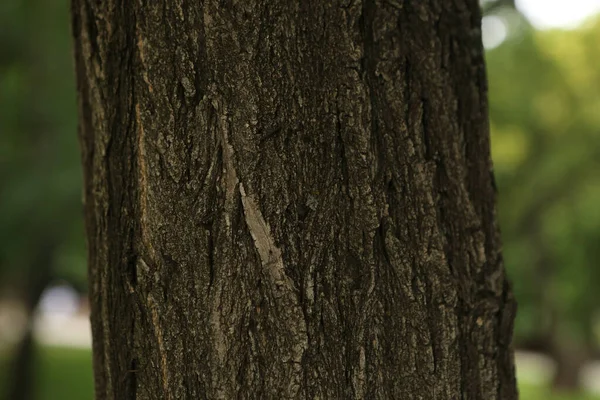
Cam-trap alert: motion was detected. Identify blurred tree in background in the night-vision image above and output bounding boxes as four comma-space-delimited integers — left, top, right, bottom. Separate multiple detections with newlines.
0, 0, 599, 398
0, 0, 86, 288
486, 7, 600, 391
0, 0, 84, 398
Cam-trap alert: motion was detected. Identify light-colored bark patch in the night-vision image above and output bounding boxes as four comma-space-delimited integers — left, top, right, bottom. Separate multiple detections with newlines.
135, 104, 158, 268
239, 183, 285, 278
239, 183, 308, 397
148, 294, 171, 400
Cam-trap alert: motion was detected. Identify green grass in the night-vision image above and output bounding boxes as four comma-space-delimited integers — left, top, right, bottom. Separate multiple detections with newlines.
34, 346, 93, 400
520, 382, 600, 400
1, 344, 93, 400
1, 344, 600, 399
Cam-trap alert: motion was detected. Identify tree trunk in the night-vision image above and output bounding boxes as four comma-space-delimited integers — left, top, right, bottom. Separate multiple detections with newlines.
552, 353, 584, 392
72, 1, 517, 399
548, 313, 591, 392
551, 337, 586, 392
5, 240, 55, 400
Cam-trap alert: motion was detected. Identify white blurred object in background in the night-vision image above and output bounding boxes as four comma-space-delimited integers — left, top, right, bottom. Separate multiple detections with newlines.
32, 283, 91, 348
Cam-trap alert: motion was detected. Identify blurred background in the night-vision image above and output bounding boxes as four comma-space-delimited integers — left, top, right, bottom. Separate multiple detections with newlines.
0, 0, 599, 399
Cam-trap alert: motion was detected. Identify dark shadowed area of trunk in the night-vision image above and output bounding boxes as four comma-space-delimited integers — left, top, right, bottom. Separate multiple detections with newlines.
72, 0, 517, 398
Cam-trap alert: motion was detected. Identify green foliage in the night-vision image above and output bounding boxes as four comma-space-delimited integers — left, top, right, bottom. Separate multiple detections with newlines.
0, 0, 85, 291
487, 15, 600, 346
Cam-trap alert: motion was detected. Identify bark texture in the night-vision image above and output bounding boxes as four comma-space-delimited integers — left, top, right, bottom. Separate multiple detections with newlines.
72, 0, 517, 398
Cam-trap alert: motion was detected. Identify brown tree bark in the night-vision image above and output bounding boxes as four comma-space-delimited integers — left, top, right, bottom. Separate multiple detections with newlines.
72, 0, 518, 398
